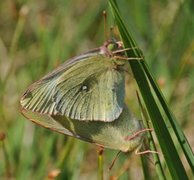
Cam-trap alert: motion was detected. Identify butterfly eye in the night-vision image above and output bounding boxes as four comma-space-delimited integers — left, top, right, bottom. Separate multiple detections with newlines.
107, 42, 118, 52
81, 85, 89, 92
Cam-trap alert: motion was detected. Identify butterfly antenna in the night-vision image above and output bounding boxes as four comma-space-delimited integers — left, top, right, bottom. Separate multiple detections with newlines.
103, 10, 108, 41
110, 26, 114, 39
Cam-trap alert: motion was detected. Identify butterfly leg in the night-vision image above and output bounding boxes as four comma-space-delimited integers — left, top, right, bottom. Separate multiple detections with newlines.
135, 142, 160, 155
135, 148, 160, 155
124, 128, 153, 141
112, 46, 140, 54
114, 55, 144, 61
134, 132, 160, 155
109, 151, 121, 171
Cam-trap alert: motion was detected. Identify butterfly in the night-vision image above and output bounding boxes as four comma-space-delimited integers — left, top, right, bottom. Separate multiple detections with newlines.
20, 39, 145, 152
21, 39, 129, 122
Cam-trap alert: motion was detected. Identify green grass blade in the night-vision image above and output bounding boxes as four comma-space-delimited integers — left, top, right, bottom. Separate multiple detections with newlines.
109, 0, 190, 179
142, 62, 194, 173
137, 91, 166, 180
98, 148, 104, 180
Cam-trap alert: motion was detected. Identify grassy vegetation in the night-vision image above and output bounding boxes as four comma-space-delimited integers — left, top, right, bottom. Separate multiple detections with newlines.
0, 0, 193, 179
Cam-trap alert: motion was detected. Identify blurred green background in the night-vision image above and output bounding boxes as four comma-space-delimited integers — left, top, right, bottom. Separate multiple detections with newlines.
0, 0, 193, 179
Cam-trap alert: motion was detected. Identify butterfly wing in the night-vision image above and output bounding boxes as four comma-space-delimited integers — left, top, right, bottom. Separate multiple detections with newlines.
21, 108, 78, 138
20, 53, 125, 122
21, 104, 145, 152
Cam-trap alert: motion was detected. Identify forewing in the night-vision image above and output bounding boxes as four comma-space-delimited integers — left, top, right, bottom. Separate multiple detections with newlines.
20, 55, 125, 121
55, 66, 125, 121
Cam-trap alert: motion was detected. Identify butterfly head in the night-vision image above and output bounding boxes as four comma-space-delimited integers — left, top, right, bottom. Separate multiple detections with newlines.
101, 39, 125, 58
106, 39, 123, 51
105, 38, 123, 49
